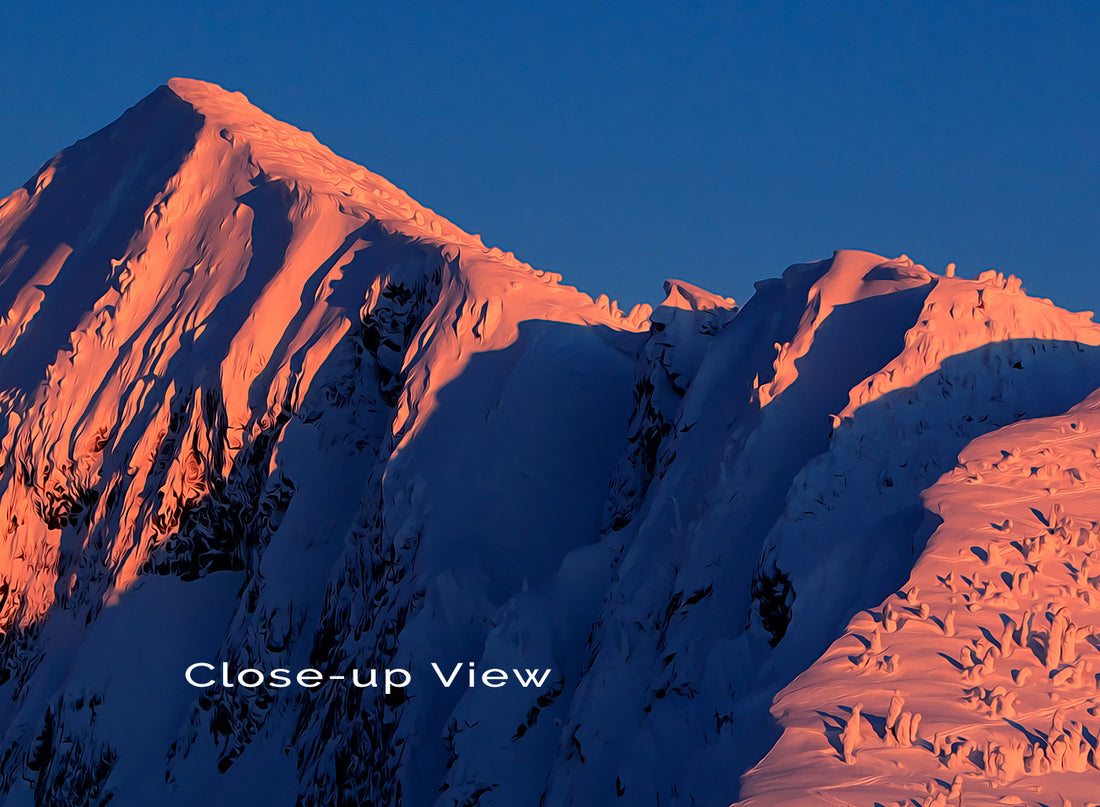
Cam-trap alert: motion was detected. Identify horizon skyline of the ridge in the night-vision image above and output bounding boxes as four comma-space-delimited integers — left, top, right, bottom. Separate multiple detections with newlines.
2, 2, 1097, 314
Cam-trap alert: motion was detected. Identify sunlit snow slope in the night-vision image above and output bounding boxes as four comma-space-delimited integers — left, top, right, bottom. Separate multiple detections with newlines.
0, 80, 1098, 807
739, 391, 1100, 807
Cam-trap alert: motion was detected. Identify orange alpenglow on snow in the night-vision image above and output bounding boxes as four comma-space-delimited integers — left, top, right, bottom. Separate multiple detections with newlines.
1, 79, 1099, 806
740, 388, 1100, 806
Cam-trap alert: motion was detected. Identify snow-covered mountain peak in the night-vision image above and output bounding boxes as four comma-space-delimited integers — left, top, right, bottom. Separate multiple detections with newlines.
754, 250, 935, 407
18, 77, 648, 337
165, 77, 261, 116
159, 77, 463, 247
659, 279, 736, 312
4, 82, 1100, 807
1, 78, 654, 452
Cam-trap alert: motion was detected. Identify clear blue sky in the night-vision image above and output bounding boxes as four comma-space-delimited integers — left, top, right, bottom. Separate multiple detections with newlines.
2, 1, 1098, 311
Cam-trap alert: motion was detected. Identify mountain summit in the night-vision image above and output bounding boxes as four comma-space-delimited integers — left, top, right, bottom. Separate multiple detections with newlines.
2, 81, 1100, 806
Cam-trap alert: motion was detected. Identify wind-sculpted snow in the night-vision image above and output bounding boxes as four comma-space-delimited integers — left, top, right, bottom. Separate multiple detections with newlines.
739, 388, 1100, 806
0, 79, 1099, 807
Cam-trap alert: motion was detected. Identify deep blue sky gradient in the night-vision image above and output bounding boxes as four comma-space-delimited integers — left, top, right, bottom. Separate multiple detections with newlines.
2, 1, 1097, 310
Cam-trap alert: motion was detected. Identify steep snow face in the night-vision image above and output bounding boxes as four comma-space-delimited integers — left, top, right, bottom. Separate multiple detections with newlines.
2, 79, 1100, 807
0, 80, 646, 806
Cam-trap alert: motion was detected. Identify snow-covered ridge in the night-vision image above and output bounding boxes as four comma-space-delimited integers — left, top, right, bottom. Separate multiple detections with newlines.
0, 80, 1098, 806
160, 78, 547, 271
161, 78, 652, 330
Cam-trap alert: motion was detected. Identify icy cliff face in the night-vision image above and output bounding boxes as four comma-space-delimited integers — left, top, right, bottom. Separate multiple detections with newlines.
1, 80, 1098, 807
